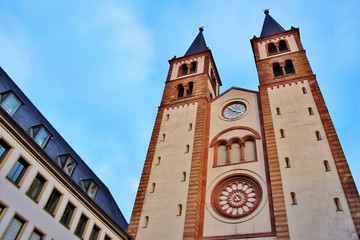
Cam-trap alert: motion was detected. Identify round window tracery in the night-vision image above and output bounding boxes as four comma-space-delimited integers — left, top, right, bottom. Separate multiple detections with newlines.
212, 174, 262, 218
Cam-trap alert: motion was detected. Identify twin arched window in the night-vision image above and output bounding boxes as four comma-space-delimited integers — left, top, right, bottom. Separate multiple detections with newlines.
267, 40, 289, 55
179, 61, 198, 76
214, 137, 257, 166
272, 60, 295, 77
177, 81, 194, 98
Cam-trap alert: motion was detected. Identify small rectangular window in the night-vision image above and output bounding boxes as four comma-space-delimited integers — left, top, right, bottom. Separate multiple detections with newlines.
7, 157, 29, 185
74, 214, 89, 238
60, 202, 76, 228
30, 125, 51, 148
44, 188, 62, 216
89, 225, 100, 240
3, 215, 25, 240
26, 173, 46, 202
0, 91, 22, 116
0, 139, 10, 164
104, 235, 112, 240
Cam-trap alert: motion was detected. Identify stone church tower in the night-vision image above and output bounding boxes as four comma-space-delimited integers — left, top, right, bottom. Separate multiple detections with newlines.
129, 11, 360, 240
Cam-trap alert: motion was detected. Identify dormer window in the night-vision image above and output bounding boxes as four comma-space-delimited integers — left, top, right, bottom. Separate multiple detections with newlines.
0, 91, 22, 116
81, 179, 99, 199
30, 125, 51, 148
57, 154, 77, 176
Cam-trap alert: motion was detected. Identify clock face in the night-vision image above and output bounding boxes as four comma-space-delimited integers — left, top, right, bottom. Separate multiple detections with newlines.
223, 102, 246, 119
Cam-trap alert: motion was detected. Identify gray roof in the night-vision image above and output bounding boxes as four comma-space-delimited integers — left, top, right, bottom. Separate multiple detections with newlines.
184, 27, 208, 56
0, 67, 129, 232
260, 10, 286, 37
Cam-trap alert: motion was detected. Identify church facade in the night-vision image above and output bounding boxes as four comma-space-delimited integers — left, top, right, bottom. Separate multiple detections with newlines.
129, 11, 360, 240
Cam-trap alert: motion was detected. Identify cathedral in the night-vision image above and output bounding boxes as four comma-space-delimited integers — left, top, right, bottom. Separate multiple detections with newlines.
129, 11, 360, 240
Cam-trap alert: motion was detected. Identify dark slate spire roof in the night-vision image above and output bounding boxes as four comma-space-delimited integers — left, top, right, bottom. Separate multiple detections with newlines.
260, 10, 286, 37
184, 27, 208, 56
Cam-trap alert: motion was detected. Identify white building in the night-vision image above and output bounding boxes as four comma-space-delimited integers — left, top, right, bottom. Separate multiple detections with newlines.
0, 67, 131, 239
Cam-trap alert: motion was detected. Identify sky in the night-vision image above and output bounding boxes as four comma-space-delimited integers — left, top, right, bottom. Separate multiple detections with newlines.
0, 1, 359, 222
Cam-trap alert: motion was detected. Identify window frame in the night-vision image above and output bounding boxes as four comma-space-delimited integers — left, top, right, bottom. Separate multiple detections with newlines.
30, 125, 52, 148
74, 213, 89, 239
81, 179, 99, 199
60, 201, 76, 228
7, 157, 30, 186
0, 91, 22, 116
0, 138, 11, 165
89, 224, 101, 240
57, 154, 77, 176
2, 214, 26, 240
44, 188, 62, 216
26, 173, 47, 202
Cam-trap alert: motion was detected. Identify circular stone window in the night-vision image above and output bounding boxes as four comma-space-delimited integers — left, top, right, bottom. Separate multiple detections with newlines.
211, 174, 262, 219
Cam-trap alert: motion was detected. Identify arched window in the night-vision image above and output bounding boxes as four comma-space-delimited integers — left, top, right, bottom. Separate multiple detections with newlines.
180, 64, 188, 75
279, 40, 289, 52
244, 139, 256, 161
302, 87, 307, 94
273, 62, 283, 77
324, 160, 331, 171
185, 144, 190, 153
188, 123, 192, 131
177, 204, 182, 216
285, 157, 291, 168
276, 107, 281, 115
155, 156, 161, 166
150, 183, 156, 193
268, 42, 277, 54
143, 216, 149, 228
280, 129, 285, 138
291, 192, 297, 205
177, 84, 184, 98
186, 81, 194, 96
181, 172, 186, 182
190, 62, 197, 73
230, 142, 241, 164
217, 144, 227, 165
285, 60, 295, 74
315, 131, 322, 141
334, 198, 342, 211
308, 107, 314, 115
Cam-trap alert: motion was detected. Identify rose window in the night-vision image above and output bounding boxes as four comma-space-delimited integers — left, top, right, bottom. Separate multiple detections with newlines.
212, 175, 262, 218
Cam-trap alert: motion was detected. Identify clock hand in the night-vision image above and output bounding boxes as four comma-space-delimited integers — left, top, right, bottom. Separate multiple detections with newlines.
229, 106, 242, 113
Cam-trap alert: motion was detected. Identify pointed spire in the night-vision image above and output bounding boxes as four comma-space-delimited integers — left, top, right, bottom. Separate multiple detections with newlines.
184, 27, 208, 56
260, 10, 286, 37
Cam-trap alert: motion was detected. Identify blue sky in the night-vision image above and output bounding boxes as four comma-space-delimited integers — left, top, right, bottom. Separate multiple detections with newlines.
0, 1, 359, 221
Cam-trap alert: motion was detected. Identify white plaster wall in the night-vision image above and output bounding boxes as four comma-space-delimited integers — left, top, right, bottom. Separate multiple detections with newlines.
202, 89, 273, 238
170, 56, 205, 80
136, 103, 197, 240
257, 34, 299, 60
268, 80, 359, 240
0, 126, 124, 239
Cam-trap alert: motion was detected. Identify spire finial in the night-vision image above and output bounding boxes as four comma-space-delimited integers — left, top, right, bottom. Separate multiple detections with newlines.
264, 9, 269, 15
199, 26, 204, 32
